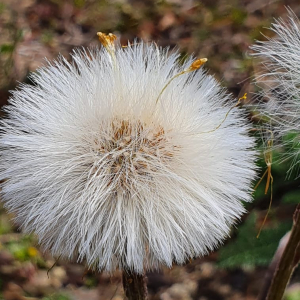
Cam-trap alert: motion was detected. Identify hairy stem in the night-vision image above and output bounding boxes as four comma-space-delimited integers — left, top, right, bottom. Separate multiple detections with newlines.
122, 270, 148, 300
262, 204, 300, 300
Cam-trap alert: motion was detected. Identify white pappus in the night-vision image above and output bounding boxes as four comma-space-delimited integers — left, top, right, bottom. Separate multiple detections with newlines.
251, 10, 300, 175
0, 34, 256, 273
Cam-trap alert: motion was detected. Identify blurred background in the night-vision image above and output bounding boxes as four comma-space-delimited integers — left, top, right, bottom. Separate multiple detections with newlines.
0, 0, 300, 299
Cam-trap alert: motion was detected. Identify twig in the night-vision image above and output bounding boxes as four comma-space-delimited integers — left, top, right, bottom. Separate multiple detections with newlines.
259, 204, 300, 300
122, 270, 148, 300
47, 255, 62, 278
257, 231, 290, 300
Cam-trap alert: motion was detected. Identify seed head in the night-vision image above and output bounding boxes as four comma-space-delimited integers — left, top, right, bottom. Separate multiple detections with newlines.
0, 36, 256, 273
251, 9, 300, 176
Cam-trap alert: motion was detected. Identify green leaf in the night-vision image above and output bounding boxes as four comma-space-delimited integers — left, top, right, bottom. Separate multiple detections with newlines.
42, 294, 70, 300
218, 212, 292, 268
282, 190, 300, 204
0, 44, 14, 54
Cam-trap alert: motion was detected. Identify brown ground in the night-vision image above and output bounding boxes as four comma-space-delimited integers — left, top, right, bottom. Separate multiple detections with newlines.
0, 0, 300, 299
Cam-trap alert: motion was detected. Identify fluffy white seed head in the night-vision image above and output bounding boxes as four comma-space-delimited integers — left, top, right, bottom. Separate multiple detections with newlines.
0, 38, 256, 273
251, 10, 300, 174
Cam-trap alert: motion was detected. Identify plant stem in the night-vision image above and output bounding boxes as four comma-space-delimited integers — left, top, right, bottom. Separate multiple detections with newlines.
263, 204, 300, 300
122, 270, 148, 300
257, 231, 290, 300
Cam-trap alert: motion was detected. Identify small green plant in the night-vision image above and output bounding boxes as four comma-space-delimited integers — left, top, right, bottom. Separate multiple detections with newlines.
42, 293, 70, 300
218, 212, 292, 268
